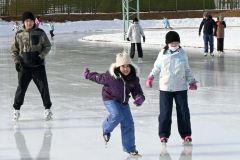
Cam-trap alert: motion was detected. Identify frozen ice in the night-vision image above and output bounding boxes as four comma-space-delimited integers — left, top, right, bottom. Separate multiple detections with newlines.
1, 30, 240, 160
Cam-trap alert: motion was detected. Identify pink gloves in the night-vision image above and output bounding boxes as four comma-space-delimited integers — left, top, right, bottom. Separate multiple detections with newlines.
146, 75, 154, 88
83, 68, 90, 79
133, 95, 145, 106
189, 82, 197, 90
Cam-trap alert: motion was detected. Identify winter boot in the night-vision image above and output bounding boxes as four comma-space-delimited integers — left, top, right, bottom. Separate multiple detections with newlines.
12, 110, 20, 121
44, 109, 53, 121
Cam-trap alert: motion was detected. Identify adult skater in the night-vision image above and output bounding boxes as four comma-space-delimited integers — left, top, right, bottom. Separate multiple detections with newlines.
11, 11, 53, 121
215, 15, 226, 57
199, 12, 216, 56
35, 16, 42, 28
126, 17, 145, 63
146, 31, 197, 145
83, 52, 145, 156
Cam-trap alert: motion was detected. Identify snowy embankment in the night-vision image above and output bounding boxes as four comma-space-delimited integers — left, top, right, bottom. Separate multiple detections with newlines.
1, 17, 240, 51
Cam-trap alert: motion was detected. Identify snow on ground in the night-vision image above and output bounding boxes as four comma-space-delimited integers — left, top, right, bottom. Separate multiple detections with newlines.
1, 17, 240, 51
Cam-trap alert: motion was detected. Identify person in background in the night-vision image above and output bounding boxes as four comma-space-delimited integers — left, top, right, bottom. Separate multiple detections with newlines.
199, 12, 216, 57
48, 19, 55, 39
127, 17, 145, 63
12, 21, 21, 32
215, 15, 226, 57
162, 17, 172, 29
11, 11, 53, 121
83, 52, 145, 157
35, 16, 42, 28
146, 31, 197, 145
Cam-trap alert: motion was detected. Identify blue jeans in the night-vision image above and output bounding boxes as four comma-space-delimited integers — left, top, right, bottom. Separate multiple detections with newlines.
103, 100, 136, 153
203, 34, 214, 53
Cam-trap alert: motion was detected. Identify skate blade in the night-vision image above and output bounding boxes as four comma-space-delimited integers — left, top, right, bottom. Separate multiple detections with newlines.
183, 141, 192, 146
161, 142, 167, 147
128, 153, 142, 159
44, 116, 53, 121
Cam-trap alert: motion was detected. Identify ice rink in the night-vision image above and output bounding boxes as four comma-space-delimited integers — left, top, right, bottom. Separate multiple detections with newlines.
0, 31, 240, 160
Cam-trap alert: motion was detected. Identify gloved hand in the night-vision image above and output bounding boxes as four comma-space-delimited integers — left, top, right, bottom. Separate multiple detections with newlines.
126, 38, 130, 41
15, 63, 21, 72
143, 36, 145, 43
83, 68, 90, 79
146, 75, 154, 88
133, 95, 145, 106
189, 82, 197, 90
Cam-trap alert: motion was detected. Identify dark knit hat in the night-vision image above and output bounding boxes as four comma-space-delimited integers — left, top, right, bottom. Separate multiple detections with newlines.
165, 31, 180, 44
22, 11, 35, 22
133, 17, 139, 22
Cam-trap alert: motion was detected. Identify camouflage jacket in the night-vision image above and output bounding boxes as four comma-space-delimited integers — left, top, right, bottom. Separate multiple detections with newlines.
11, 27, 51, 67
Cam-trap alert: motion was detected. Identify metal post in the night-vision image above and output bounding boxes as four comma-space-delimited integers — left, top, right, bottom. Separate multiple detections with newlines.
122, 0, 140, 40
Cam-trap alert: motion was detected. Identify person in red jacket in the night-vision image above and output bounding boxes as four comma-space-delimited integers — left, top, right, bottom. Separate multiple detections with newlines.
215, 15, 226, 57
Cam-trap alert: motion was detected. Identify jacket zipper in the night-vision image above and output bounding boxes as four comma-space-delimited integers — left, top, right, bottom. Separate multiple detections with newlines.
121, 78, 126, 103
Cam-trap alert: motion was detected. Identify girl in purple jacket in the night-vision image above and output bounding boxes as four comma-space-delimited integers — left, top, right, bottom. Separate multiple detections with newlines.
83, 52, 145, 156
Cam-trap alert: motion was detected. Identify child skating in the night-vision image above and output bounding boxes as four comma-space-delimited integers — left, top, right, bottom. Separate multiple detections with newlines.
83, 52, 145, 156
146, 31, 197, 145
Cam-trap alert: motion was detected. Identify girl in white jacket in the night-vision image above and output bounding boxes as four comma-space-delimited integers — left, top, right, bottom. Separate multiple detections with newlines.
127, 17, 145, 63
146, 31, 197, 145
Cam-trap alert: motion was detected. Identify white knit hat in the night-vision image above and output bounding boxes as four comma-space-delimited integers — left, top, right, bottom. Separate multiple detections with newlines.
115, 52, 132, 67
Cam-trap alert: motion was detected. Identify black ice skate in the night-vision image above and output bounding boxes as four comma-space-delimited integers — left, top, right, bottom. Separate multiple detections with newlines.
128, 150, 142, 158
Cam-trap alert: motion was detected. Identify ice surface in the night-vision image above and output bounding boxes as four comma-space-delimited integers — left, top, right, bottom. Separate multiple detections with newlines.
0, 31, 240, 160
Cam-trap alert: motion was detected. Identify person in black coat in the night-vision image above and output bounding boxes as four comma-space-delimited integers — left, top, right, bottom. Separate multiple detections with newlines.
199, 12, 216, 56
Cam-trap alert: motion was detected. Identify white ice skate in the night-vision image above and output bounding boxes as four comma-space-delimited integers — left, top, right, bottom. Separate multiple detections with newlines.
183, 136, 192, 146
138, 58, 143, 63
44, 109, 53, 121
12, 110, 20, 121
160, 137, 168, 146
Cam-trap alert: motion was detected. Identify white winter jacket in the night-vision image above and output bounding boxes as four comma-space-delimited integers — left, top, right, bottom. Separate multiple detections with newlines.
149, 48, 195, 91
127, 23, 145, 43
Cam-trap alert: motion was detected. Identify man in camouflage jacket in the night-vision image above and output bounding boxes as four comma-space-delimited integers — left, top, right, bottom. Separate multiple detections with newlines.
11, 11, 53, 121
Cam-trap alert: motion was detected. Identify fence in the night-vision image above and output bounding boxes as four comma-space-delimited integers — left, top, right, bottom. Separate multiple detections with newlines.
0, 0, 240, 16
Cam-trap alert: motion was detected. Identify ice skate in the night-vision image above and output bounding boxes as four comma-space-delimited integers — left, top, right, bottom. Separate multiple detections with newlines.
204, 53, 207, 57
210, 52, 214, 57
138, 58, 143, 63
128, 150, 142, 158
183, 136, 192, 145
12, 110, 20, 121
44, 109, 53, 121
103, 132, 110, 145
160, 137, 168, 146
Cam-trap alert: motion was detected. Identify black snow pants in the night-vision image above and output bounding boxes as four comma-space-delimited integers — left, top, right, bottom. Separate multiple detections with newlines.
217, 38, 224, 52
130, 43, 143, 59
13, 65, 52, 110
158, 90, 191, 139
